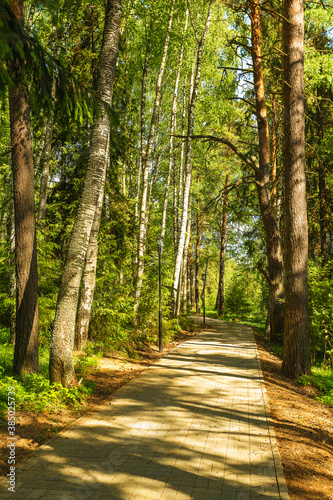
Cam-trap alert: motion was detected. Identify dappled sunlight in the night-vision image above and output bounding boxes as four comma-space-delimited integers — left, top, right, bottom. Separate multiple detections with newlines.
0, 320, 287, 499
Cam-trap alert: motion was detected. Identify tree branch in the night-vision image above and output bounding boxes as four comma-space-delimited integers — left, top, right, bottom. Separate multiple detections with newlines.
218, 66, 253, 72
173, 134, 261, 174
258, 265, 271, 285
187, 0, 199, 45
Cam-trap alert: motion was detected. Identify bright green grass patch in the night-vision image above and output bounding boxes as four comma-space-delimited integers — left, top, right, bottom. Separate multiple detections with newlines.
299, 368, 333, 407
0, 373, 94, 419
0, 335, 96, 419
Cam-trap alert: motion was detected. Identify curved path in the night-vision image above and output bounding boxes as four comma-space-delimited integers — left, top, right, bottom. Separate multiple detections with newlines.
1, 318, 289, 499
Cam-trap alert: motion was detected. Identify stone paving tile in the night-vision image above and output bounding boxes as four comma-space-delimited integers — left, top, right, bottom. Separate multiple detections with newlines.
0, 318, 289, 499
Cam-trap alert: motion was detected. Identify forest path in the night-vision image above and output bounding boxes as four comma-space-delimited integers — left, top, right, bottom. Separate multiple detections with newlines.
0, 318, 289, 500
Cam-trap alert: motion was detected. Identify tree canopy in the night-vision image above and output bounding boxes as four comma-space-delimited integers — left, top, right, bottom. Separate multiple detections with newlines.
0, 0, 333, 383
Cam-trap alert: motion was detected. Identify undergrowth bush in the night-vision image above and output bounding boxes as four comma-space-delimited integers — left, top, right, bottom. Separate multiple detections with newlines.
299, 368, 333, 407
308, 259, 333, 366
0, 373, 94, 419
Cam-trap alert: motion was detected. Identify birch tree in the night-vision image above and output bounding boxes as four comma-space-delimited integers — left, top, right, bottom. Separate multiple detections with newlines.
172, 0, 214, 314
49, 0, 122, 387
135, 0, 176, 310
160, 9, 188, 246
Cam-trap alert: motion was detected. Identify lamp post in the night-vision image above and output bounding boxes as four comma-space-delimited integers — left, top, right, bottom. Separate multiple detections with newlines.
156, 236, 163, 352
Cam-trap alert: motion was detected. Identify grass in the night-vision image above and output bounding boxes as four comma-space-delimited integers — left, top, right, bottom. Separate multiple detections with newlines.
299, 368, 333, 407
0, 329, 96, 419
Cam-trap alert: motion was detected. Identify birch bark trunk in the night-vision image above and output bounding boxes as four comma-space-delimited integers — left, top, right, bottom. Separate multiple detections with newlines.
195, 193, 201, 314
49, 0, 122, 387
189, 225, 194, 309
74, 184, 104, 351
172, 1, 213, 314
135, 0, 175, 310
161, 11, 188, 245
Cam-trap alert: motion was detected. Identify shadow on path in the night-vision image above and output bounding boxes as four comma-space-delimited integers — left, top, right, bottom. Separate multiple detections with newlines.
0, 318, 289, 500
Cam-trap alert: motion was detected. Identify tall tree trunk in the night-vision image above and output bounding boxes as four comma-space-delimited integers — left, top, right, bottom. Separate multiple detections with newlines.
9, 179, 16, 345
250, 0, 284, 343
270, 94, 278, 212
74, 184, 104, 351
282, 0, 311, 378
189, 224, 194, 310
135, 0, 175, 310
38, 18, 58, 221
8, 0, 39, 376
161, 10, 187, 246
317, 89, 328, 259
195, 192, 200, 314
49, 0, 122, 387
215, 167, 229, 316
172, 1, 213, 313
178, 216, 191, 317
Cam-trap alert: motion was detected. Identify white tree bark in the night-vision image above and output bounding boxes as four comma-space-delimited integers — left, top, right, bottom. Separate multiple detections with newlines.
172, 1, 213, 314
49, 0, 122, 387
160, 10, 188, 245
74, 158, 107, 351
135, 0, 176, 310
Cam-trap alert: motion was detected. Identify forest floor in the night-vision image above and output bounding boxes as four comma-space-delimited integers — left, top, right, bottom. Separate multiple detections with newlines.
0, 322, 332, 500
254, 331, 333, 500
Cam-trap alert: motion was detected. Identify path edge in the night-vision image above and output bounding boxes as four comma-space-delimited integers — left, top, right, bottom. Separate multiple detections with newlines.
251, 328, 290, 500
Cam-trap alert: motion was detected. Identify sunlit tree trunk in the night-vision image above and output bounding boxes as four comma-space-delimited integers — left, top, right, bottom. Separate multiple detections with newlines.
195, 191, 201, 314
49, 0, 122, 387
74, 183, 104, 351
189, 225, 194, 309
162, 12, 188, 248
215, 167, 229, 316
282, 0, 311, 378
251, 0, 284, 343
270, 94, 278, 212
172, 1, 213, 313
8, 0, 39, 376
177, 216, 191, 317
135, 0, 175, 310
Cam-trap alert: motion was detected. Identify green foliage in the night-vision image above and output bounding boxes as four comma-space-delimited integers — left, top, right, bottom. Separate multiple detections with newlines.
75, 353, 101, 377
224, 262, 265, 321
0, 373, 94, 418
308, 259, 333, 366
299, 368, 333, 407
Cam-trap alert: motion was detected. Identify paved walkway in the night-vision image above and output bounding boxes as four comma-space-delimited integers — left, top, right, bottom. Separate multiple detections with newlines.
1, 318, 289, 499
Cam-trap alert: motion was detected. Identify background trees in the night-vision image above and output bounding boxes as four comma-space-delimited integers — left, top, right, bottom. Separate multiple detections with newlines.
0, 0, 332, 383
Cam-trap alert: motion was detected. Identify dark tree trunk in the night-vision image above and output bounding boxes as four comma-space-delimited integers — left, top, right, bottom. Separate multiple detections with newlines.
49, 0, 122, 387
8, 0, 39, 375
215, 168, 229, 316
251, 0, 285, 343
282, 0, 311, 378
